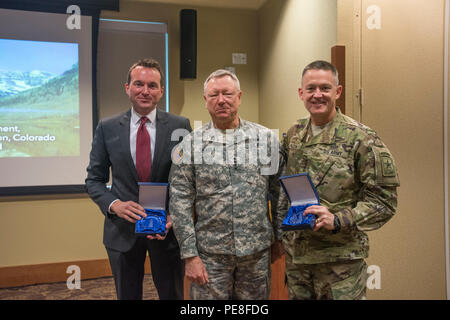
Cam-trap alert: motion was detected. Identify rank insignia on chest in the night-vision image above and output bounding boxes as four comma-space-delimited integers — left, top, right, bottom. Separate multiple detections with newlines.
280, 173, 319, 231
136, 183, 168, 236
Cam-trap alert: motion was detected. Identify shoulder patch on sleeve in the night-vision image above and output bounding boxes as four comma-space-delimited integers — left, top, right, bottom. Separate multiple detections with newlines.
171, 144, 184, 165
372, 146, 400, 186
380, 153, 396, 177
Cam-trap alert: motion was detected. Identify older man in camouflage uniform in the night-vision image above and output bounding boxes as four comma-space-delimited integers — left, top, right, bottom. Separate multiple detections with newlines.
274, 60, 400, 300
169, 69, 283, 299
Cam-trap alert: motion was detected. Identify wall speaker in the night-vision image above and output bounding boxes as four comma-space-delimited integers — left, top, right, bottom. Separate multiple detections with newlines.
180, 9, 197, 79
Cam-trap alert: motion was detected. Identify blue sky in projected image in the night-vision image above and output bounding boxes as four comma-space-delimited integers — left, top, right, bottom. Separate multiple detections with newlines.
0, 39, 78, 76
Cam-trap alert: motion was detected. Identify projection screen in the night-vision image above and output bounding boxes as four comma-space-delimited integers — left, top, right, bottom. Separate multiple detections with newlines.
0, 8, 93, 195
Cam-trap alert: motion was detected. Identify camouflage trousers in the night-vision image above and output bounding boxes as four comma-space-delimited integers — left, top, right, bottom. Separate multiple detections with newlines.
285, 252, 368, 300
190, 249, 271, 300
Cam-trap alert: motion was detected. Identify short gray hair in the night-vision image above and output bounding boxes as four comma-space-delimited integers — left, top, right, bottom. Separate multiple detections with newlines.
302, 60, 339, 86
203, 69, 241, 93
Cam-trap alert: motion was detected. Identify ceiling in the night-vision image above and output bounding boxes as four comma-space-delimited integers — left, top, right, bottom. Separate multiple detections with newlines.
130, 0, 268, 10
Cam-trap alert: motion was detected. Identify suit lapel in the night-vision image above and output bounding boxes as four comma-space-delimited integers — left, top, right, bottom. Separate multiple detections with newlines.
152, 109, 169, 181
119, 110, 139, 182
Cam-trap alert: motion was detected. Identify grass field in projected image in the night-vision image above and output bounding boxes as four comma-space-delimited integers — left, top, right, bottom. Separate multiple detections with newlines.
0, 65, 80, 158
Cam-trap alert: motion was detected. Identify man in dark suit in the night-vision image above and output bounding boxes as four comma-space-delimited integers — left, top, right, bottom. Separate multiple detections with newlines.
86, 58, 192, 300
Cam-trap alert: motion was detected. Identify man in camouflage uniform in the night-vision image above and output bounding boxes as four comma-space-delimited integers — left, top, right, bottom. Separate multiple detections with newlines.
274, 60, 400, 299
169, 69, 283, 299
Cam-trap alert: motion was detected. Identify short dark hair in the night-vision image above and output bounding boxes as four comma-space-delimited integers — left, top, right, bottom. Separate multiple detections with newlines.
302, 60, 339, 85
127, 58, 165, 87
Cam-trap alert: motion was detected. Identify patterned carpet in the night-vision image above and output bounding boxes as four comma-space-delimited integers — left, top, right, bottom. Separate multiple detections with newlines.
0, 275, 158, 300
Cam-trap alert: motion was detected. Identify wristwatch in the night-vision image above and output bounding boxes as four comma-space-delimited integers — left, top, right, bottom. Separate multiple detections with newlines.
332, 215, 341, 234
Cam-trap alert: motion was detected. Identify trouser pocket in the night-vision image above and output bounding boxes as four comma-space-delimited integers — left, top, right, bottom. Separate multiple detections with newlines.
330, 260, 368, 300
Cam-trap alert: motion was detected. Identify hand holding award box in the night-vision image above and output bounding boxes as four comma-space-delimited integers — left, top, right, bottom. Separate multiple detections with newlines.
136, 183, 168, 236
280, 173, 319, 231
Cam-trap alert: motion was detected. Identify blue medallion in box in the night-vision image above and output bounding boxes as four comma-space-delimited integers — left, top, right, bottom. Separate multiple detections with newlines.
136, 182, 168, 236
280, 173, 320, 231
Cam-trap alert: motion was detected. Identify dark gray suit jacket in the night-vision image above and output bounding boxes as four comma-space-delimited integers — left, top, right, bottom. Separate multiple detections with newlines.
86, 108, 192, 252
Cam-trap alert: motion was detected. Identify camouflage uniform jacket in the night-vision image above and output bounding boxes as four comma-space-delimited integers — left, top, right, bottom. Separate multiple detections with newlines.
169, 119, 283, 259
276, 108, 400, 264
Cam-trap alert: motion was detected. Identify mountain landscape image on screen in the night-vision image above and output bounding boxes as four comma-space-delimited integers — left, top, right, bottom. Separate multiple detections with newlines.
0, 62, 80, 158
0, 70, 55, 97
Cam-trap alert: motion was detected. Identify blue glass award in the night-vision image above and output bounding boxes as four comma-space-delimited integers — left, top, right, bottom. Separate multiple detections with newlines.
136, 182, 168, 236
280, 173, 319, 231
